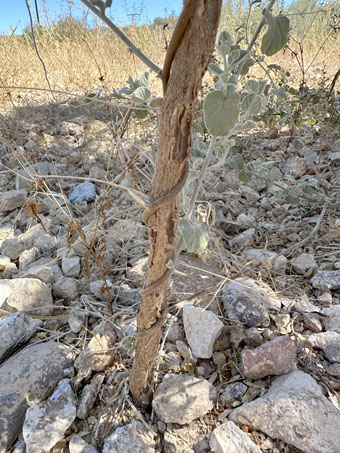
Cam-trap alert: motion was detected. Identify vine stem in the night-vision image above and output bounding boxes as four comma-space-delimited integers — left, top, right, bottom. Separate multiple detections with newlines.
187, 136, 217, 220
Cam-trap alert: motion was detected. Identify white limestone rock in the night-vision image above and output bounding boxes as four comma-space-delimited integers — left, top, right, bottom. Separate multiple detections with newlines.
0, 342, 73, 452
292, 253, 317, 275
321, 305, 340, 333
102, 420, 155, 453
183, 304, 223, 359
69, 436, 98, 453
23, 379, 77, 453
0, 189, 27, 211
62, 255, 81, 277
1, 238, 24, 260
210, 421, 261, 453
0, 278, 53, 315
230, 370, 340, 453
0, 312, 42, 363
152, 373, 216, 424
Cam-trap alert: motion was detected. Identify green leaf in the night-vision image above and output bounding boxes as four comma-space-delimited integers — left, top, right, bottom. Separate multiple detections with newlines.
178, 220, 209, 254
203, 90, 240, 137
245, 80, 259, 94
208, 63, 224, 76
127, 76, 140, 90
241, 93, 262, 116
285, 186, 302, 204
139, 71, 149, 87
238, 120, 256, 132
231, 155, 244, 172
192, 121, 205, 135
293, 139, 305, 151
268, 63, 281, 70
132, 86, 151, 104
267, 167, 282, 184
261, 96, 268, 109
258, 80, 268, 94
239, 57, 254, 75
261, 10, 290, 57
239, 169, 252, 183
217, 30, 233, 56
228, 49, 250, 68
134, 108, 148, 119
274, 87, 285, 99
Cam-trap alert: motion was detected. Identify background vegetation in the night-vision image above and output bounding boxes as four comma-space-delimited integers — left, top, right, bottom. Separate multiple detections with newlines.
0, 0, 339, 109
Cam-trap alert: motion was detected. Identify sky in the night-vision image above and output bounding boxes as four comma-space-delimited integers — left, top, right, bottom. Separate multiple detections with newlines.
0, 0, 183, 34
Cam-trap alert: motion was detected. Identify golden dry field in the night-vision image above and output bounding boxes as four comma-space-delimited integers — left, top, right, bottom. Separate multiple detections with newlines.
0, 1, 339, 109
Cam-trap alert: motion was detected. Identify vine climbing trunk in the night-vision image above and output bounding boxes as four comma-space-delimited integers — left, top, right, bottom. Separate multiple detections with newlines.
130, 0, 222, 406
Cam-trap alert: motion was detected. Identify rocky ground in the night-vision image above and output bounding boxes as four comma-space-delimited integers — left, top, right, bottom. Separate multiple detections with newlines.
0, 99, 339, 453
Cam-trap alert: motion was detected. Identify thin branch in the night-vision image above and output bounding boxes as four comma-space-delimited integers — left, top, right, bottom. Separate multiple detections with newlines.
0, 85, 152, 110
79, 0, 162, 76
281, 203, 327, 257
237, 0, 276, 76
25, 0, 56, 100
285, 9, 327, 17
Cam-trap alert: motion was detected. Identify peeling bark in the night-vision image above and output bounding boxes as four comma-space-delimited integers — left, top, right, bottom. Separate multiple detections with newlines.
129, 0, 222, 406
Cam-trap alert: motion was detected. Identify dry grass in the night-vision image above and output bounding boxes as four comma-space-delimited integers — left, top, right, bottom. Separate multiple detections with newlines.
0, 24, 166, 109
0, 3, 339, 110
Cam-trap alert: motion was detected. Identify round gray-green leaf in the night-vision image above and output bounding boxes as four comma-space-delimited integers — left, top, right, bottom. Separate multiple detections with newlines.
203, 90, 240, 137
132, 86, 151, 104
208, 63, 224, 76
241, 93, 262, 116
261, 11, 290, 57
134, 108, 148, 119
217, 30, 233, 56
178, 220, 209, 254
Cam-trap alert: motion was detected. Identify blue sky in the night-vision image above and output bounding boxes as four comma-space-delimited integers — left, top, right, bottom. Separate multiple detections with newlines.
0, 0, 183, 34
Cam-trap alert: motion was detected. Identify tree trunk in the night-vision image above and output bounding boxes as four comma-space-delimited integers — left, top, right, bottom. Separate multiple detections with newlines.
129, 0, 222, 406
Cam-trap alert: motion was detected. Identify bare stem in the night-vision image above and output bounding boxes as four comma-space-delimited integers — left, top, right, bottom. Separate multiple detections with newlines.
187, 136, 217, 219
247, 0, 276, 52
80, 0, 162, 76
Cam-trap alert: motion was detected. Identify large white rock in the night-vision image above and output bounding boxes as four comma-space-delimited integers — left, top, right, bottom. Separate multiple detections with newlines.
183, 304, 223, 358
308, 331, 340, 363
311, 270, 340, 290
222, 278, 281, 328
0, 190, 27, 211
1, 238, 23, 260
16, 162, 57, 190
102, 420, 155, 453
210, 421, 261, 453
152, 373, 216, 424
230, 370, 340, 453
19, 223, 51, 250
0, 312, 42, 362
19, 263, 54, 284
0, 342, 73, 452
23, 379, 77, 453
292, 253, 317, 275
53, 276, 78, 299
62, 255, 81, 277
0, 278, 53, 315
